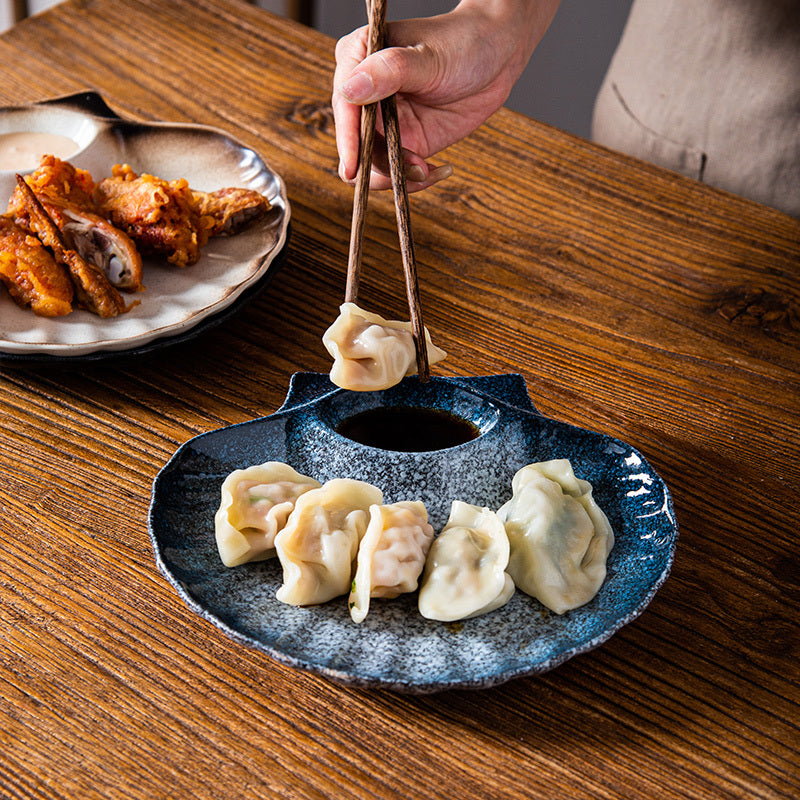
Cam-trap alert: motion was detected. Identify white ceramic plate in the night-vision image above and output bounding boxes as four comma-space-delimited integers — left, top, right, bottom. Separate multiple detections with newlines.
0, 92, 289, 358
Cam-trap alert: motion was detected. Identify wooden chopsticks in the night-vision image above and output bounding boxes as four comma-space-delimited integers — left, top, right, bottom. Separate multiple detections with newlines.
344, 0, 384, 304
345, 0, 430, 382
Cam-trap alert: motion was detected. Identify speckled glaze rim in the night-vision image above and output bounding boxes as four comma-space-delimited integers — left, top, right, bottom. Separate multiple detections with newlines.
149, 373, 679, 693
0, 91, 290, 361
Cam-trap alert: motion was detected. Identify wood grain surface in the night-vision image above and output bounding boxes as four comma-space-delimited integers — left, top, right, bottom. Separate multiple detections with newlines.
0, 1, 798, 799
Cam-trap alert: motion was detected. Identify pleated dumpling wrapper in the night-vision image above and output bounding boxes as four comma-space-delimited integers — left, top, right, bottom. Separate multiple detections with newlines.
349, 500, 435, 623
274, 478, 383, 606
418, 501, 515, 622
496, 459, 614, 614
215, 462, 321, 567
322, 302, 447, 391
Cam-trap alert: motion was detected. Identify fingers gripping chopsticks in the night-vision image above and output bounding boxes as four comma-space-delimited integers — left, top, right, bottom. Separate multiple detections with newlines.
345, 0, 430, 382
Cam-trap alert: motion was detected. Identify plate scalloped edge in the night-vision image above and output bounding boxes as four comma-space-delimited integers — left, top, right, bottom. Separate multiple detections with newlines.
0, 91, 291, 362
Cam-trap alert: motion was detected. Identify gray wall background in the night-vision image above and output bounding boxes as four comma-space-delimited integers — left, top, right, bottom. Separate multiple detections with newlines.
315, 0, 634, 140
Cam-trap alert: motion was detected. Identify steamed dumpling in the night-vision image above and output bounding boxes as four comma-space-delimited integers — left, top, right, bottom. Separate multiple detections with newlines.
274, 478, 383, 606
496, 459, 614, 614
418, 501, 514, 622
349, 500, 435, 623
215, 462, 321, 567
322, 302, 447, 391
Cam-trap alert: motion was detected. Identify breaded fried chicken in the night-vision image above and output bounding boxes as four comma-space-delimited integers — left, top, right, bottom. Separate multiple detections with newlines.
94, 164, 212, 267
192, 187, 270, 236
8, 154, 96, 211
8, 156, 143, 291
16, 175, 128, 318
0, 216, 74, 317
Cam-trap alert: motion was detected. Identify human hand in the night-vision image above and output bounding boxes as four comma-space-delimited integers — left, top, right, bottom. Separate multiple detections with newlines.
332, 0, 560, 191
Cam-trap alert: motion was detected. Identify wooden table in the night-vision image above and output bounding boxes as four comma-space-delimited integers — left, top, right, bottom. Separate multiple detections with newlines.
1, 1, 798, 797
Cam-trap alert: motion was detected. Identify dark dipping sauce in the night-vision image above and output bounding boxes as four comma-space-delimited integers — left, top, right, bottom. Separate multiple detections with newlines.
336, 406, 480, 452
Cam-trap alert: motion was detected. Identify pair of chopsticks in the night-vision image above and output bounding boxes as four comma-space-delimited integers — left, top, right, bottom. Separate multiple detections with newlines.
345, 0, 430, 382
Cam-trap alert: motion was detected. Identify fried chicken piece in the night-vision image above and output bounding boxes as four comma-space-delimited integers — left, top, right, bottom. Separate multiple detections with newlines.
56, 205, 144, 291
8, 156, 144, 292
8, 154, 95, 211
191, 187, 270, 236
57, 245, 129, 318
16, 176, 128, 318
94, 164, 212, 267
0, 216, 74, 317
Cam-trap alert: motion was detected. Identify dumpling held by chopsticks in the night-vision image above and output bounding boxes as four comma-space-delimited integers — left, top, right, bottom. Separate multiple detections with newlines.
322, 302, 446, 391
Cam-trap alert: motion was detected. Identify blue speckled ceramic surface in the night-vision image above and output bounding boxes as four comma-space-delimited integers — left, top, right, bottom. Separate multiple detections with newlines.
148, 373, 678, 693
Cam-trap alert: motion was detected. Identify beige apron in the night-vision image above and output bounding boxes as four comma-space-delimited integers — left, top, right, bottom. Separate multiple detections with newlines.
592, 0, 800, 218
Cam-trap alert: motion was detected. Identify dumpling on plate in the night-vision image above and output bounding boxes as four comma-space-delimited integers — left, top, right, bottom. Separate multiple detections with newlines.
322, 302, 447, 391
496, 459, 614, 615
348, 500, 435, 623
418, 501, 514, 622
214, 461, 321, 567
275, 478, 383, 606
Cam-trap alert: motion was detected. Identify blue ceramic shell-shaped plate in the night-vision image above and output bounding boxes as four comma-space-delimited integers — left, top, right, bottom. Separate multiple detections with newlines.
148, 373, 678, 693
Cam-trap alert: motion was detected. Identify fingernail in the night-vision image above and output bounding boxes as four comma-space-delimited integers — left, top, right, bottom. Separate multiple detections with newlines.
406, 165, 427, 183
427, 164, 454, 184
342, 71, 375, 103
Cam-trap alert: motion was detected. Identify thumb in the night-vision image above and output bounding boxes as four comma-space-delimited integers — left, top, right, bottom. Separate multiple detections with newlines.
340, 45, 436, 105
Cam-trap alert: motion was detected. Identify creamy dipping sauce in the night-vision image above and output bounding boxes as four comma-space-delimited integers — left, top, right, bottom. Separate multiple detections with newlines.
0, 131, 79, 170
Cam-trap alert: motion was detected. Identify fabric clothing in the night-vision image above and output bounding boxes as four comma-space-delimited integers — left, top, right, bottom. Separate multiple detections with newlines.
592, 0, 800, 217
